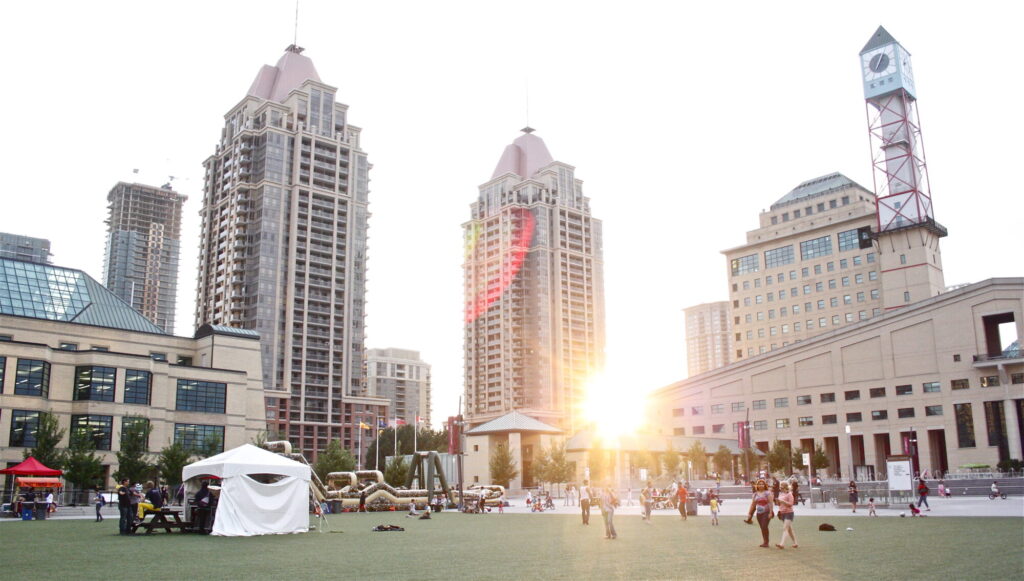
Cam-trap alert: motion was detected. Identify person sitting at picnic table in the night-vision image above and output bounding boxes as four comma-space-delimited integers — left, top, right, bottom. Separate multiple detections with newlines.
138, 481, 164, 519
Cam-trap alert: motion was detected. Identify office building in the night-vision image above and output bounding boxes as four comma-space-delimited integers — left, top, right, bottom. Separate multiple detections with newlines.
195, 45, 387, 459
684, 301, 732, 375
366, 348, 431, 427
463, 128, 605, 433
103, 181, 186, 334
0, 258, 266, 487
0, 233, 51, 264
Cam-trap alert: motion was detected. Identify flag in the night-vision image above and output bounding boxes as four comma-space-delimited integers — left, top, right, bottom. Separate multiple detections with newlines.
415, 415, 423, 424
378, 418, 388, 429
359, 421, 370, 430
394, 418, 407, 426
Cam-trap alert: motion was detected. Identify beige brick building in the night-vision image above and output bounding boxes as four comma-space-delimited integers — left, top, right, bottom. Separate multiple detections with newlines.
0, 258, 266, 487
653, 278, 1024, 478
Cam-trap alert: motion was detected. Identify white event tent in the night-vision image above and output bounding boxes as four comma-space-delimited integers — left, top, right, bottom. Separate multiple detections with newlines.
182, 444, 311, 537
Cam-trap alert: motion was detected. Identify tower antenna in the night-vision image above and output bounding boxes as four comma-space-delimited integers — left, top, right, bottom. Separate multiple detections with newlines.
293, 0, 300, 46
521, 78, 534, 134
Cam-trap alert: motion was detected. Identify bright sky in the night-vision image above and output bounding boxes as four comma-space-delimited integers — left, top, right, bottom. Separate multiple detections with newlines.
1, 1, 1021, 427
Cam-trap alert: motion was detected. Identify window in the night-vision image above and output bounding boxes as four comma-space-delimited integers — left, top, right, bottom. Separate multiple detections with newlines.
819, 317, 827, 327
838, 229, 859, 251
122, 370, 152, 405
59, 342, 78, 351
814, 264, 822, 275
711, 404, 724, 415
752, 400, 766, 410
692, 426, 706, 435
830, 297, 838, 307
829, 279, 837, 289
840, 259, 849, 269
925, 405, 943, 417
846, 412, 863, 422
798, 416, 814, 427
904, 291, 911, 303
955, 403, 975, 448
774, 397, 788, 408
857, 291, 865, 302
800, 236, 833, 260
672, 408, 685, 417
755, 295, 763, 304
70, 415, 113, 450
845, 390, 860, 401
896, 384, 913, 396
980, 376, 999, 387
853, 256, 862, 266
867, 252, 875, 263
0, 356, 4, 388
764, 245, 795, 268
869, 271, 878, 281
674, 427, 686, 436
176, 379, 227, 413
803, 285, 811, 295
691, 406, 704, 416
855, 274, 864, 284
816, 282, 824, 292
15, 359, 50, 398
9, 410, 40, 447
871, 410, 888, 421
899, 254, 907, 265
712, 424, 725, 434
731, 402, 745, 412
869, 387, 886, 398
822, 414, 837, 425
731, 254, 759, 276
73, 366, 116, 402
796, 395, 811, 406
827, 262, 835, 272
951, 379, 969, 390
776, 418, 790, 429
752, 420, 767, 430
898, 408, 915, 419
844, 295, 852, 305
789, 270, 797, 280
817, 300, 825, 309
150, 352, 168, 362
174, 424, 225, 454
121, 416, 151, 450
922, 382, 940, 393
870, 289, 879, 299
1012, 373, 1023, 385
91, 346, 109, 352
820, 392, 836, 403
832, 315, 840, 326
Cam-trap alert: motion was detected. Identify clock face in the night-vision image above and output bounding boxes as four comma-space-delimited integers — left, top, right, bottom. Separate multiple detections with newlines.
862, 46, 896, 80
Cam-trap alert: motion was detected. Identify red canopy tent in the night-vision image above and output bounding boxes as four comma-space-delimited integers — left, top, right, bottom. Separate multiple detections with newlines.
0, 457, 63, 476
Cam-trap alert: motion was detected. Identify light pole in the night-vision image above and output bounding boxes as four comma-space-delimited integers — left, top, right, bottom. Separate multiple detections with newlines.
845, 424, 853, 481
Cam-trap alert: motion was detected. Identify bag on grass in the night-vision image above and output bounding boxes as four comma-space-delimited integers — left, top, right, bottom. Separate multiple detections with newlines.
819, 523, 836, 531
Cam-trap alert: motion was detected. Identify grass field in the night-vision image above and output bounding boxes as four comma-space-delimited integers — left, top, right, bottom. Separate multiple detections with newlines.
4, 513, 1021, 580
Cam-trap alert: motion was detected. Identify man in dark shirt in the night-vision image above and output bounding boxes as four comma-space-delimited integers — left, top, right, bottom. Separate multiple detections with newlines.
116, 478, 132, 535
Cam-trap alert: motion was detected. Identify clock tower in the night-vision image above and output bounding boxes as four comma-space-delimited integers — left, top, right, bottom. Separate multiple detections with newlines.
860, 26, 946, 310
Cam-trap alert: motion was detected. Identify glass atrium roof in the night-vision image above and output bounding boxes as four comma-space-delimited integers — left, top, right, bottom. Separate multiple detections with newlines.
0, 258, 166, 334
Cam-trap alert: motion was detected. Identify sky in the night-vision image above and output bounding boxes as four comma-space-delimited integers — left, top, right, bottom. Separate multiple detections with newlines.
1, 1, 1021, 427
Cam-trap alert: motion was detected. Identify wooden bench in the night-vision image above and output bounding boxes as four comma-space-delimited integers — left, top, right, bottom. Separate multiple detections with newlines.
131, 508, 186, 534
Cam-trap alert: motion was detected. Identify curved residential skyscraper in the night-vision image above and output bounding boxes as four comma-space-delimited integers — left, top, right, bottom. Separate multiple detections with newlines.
463, 128, 605, 433
195, 45, 387, 460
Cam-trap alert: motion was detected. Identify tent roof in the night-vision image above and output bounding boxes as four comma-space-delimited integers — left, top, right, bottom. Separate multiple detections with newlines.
0, 456, 63, 476
15, 477, 63, 488
182, 444, 310, 482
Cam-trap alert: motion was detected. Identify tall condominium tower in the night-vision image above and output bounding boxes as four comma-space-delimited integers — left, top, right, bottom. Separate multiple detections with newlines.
724, 173, 885, 361
0, 233, 51, 264
103, 182, 186, 333
683, 301, 732, 376
195, 45, 387, 459
366, 348, 431, 428
463, 129, 605, 432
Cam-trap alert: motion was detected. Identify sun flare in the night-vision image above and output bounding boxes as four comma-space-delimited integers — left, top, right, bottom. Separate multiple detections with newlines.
581, 374, 646, 441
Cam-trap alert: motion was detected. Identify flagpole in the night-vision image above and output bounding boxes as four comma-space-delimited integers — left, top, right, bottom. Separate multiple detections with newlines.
375, 417, 380, 471
358, 423, 363, 471
413, 417, 418, 454
394, 419, 398, 459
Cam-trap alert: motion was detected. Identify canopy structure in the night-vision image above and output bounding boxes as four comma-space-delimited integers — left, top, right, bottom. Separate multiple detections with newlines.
0, 457, 63, 476
182, 444, 311, 537
15, 477, 63, 488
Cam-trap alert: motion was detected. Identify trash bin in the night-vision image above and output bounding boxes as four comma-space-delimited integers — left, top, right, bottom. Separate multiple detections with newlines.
21, 505, 32, 520
685, 499, 698, 516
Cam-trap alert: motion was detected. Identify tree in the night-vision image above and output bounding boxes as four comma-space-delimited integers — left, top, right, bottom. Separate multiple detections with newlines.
713, 445, 733, 477
812, 443, 830, 471
767, 440, 791, 474
739, 447, 760, 479
198, 432, 223, 459
534, 442, 573, 487
686, 441, 707, 479
365, 425, 449, 470
489, 442, 519, 487
63, 429, 103, 503
115, 418, 152, 483
24, 411, 65, 470
662, 443, 681, 478
312, 440, 355, 482
156, 442, 193, 490
633, 449, 656, 477
383, 456, 408, 487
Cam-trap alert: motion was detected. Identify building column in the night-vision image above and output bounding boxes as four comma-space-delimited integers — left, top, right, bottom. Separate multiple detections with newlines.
913, 428, 933, 477
1005, 399, 1023, 462
508, 432, 522, 492
862, 433, 878, 480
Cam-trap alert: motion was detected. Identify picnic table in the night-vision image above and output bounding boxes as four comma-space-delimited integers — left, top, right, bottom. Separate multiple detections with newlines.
131, 508, 187, 534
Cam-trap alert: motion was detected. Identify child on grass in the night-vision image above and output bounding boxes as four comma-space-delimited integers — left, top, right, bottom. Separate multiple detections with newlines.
908, 503, 925, 517
868, 498, 877, 517
709, 497, 719, 526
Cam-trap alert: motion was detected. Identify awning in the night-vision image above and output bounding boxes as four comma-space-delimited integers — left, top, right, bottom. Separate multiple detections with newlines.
14, 477, 63, 488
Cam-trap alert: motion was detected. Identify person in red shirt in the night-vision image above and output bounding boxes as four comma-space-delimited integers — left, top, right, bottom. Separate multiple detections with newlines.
676, 482, 688, 520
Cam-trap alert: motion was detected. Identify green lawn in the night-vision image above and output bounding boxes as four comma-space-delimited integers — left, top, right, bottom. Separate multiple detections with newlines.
4, 513, 1021, 580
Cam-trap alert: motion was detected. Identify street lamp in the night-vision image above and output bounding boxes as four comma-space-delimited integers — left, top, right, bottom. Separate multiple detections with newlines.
845, 424, 853, 481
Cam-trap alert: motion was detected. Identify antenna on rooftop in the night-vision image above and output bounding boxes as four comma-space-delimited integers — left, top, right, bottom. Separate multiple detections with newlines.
525, 76, 530, 131
293, 0, 300, 46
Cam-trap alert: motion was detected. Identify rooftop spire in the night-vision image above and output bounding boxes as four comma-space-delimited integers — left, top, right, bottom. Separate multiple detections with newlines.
491, 129, 554, 179
860, 25, 898, 55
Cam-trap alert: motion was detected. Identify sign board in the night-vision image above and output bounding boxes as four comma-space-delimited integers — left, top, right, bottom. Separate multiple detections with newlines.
639, 468, 648, 482
802, 453, 811, 468
886, 456, 913, 491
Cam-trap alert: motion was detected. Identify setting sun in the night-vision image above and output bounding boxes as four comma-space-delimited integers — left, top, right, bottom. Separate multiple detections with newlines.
580, 373, 647, 441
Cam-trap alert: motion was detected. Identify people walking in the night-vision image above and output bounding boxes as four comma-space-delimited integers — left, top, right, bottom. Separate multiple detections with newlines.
775, 481, 798, 549
579, 480, 592, 525
848, 481, 859, 513
676, 481, 688, 520
709, 496, 720, 525
599, 485, 619, 540
640, 481, 654, 524
94, 489, 105, 522
745, 478, 774, 548
867, 497, 877, 517
917, 479, 930, 510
